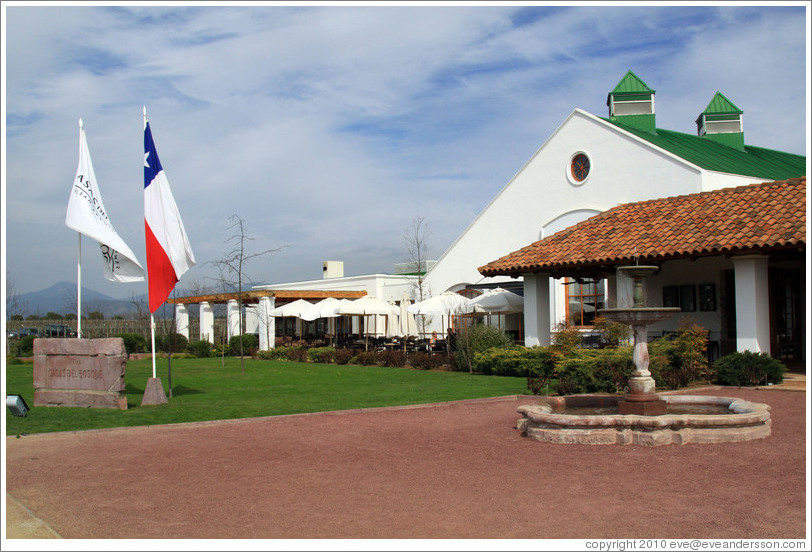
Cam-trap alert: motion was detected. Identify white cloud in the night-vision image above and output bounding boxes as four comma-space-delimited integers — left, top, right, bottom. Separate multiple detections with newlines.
3, 3, 807, 301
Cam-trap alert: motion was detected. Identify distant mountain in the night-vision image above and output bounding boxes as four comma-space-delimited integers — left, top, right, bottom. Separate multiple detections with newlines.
10, 282, 144, 318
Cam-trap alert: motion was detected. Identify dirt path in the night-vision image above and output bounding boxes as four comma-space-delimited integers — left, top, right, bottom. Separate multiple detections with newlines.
4, 387, 807, 540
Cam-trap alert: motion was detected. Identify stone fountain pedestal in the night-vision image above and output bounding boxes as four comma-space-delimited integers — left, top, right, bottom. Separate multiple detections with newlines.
599, 266, 680, 416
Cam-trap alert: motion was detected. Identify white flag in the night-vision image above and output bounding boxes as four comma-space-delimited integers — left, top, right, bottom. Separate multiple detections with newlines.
66, 121, 145, 282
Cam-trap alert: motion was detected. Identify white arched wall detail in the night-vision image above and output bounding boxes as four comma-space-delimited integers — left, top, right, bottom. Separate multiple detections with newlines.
539, 208, 603, 240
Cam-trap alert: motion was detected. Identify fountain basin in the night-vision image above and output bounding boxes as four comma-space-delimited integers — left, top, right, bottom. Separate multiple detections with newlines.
517, 394, 771, 446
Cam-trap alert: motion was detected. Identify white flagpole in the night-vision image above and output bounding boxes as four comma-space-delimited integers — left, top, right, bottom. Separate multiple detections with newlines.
76, 118, 83, 339
77, 233, 82, 338
144, 106, 157, 380
150, 313, 157, 379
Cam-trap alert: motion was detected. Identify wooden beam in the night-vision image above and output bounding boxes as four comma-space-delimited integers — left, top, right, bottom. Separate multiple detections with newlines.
167, 289, 367, 305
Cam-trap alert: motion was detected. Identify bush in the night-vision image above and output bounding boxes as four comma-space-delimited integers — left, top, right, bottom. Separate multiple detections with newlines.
308, 347, 337, 364
229, 334, 259, 357
285, 347, 308, 363
156, 332, 189, 354
550, 322, 583, 357
335, 349, 354, 365
473, 346, 556, 378
592, 316, 632, 347
455, 324, 513, 373
408, 351, 447, 370
553, 348, 634, 395
256, 347, 291, 361
354, 351, 379, 366
8, 335, 36, 358
378, 349, 406, 367
187, 340, 213, 358
713, 351, 786, 387
647, 321, 709, 389
115, 333, 147, 355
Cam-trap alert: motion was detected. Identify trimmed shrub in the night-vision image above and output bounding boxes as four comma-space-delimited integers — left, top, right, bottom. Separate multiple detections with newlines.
553, 348, 634, 395
713, 351, 786, 387
187, 340, 213, 358
115, 333, 147, 355
354, 350, 379, 366
256, 347, 289, 361
335, 349, 354, 365
378, 349, 406, 367
473, 346, 556, 378
308, 347, 337, 364
647, 322, 709, 389
408, 351, 446, 370
285, 347, 308, 363
156, 332, 189, 354
229, 334, 259, 357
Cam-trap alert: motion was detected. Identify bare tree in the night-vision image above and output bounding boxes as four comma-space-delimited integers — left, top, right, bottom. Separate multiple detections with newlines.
210, 214, 284, 375
6, 273, 27, 319
403, 216, 433, 337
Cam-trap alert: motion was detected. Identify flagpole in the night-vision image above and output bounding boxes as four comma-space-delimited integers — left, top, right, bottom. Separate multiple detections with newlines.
150, 313, 157, 379
144, 106, 157, 380
77, 233, 82, 338
76, 119, 83, 339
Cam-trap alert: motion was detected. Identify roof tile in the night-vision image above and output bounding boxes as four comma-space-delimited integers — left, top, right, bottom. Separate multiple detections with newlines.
479, 178, 806, 278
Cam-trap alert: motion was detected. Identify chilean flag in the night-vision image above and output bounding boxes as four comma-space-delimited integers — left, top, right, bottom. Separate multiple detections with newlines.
144, 118, 195, 313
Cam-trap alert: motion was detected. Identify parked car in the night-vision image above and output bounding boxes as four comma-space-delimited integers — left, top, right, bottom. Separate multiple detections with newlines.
7, 327, 39, 339
42, 324, 78, 338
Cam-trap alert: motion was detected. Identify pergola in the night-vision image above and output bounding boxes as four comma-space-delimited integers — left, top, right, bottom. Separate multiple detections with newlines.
166, 289, 368, 350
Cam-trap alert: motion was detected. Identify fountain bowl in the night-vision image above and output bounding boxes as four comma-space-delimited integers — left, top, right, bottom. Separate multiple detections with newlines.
517, 394, 771, 446
599, 307, 681, 326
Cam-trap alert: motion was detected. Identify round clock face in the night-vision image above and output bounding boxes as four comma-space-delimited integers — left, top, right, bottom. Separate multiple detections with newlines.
570, 153, 590, 182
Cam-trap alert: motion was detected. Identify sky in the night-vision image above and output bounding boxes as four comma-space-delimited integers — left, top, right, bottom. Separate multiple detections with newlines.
2, 1, 809, 304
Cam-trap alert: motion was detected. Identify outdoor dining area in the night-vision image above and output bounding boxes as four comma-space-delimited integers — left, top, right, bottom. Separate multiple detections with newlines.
269, 287, 525, 353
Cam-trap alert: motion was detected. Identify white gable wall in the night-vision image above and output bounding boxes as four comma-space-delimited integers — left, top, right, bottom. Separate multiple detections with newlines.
423, 109, 705, 296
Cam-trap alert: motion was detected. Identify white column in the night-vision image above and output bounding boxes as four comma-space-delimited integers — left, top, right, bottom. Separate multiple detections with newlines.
258, 296, 276, 351
732, 255, 771, 354
199, 301, 214, 343
175, 303, 190, 339
227, 299, 241, 340
523, 273, 552, 347
245, 305, 259, 334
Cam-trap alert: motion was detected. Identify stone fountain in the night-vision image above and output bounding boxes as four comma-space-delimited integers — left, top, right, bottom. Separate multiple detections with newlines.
515, 265, 772, 446
599, 265, 679, 415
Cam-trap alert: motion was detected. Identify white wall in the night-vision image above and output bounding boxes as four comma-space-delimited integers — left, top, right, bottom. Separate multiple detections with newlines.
423, 109, 705, 297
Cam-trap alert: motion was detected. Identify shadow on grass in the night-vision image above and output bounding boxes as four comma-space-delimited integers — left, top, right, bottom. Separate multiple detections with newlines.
172, 385, 203, 397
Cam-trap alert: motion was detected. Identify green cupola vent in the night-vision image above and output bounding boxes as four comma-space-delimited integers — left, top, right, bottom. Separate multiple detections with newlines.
607, 70, 656, 133
696, 92, 745, 151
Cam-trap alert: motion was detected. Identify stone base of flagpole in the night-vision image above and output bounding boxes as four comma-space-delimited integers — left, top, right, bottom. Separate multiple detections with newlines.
141, 377, 168, 406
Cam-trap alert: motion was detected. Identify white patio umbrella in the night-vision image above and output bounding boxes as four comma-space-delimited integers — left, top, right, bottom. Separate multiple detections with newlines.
469, 287, 524, 314
338, 296, 399, 348
300, 297, 345, 321
399, 293, 418, 337
268, 299, 318, 319
408, 291, 473, 336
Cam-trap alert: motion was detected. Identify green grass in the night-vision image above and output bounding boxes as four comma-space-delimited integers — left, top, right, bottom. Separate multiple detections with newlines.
5, 357, 529, 436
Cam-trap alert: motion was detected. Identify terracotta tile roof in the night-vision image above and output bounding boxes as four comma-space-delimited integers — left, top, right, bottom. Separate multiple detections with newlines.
479, 177, 806, 279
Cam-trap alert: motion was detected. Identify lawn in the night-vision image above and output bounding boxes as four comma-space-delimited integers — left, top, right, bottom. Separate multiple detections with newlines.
5, 357, 529, 435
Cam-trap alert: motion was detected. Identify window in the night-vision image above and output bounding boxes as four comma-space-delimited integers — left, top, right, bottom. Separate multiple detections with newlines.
565, 278, 605, 327
569, 153, 591, 183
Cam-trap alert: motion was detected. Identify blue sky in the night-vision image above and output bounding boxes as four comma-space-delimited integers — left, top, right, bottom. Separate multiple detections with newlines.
2, 2, 809, 305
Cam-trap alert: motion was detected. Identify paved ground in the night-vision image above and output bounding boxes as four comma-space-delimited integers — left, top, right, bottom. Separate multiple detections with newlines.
4, 386, 808, 541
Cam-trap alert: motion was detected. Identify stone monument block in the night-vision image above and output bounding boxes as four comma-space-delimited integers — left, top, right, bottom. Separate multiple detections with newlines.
33, 338, 128, 410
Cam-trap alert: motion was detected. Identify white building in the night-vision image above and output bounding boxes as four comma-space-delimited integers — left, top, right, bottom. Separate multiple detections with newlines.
177, 71, 805, 360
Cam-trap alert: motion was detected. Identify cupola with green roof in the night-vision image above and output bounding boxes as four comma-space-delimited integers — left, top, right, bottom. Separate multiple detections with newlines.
606, 70, 656, 133
696, 92, 745, 151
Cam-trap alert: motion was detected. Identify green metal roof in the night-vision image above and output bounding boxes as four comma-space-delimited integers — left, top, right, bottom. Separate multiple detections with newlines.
701, 92, 743, 115
607, 70, 654, 104
603, 118, 806, 181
